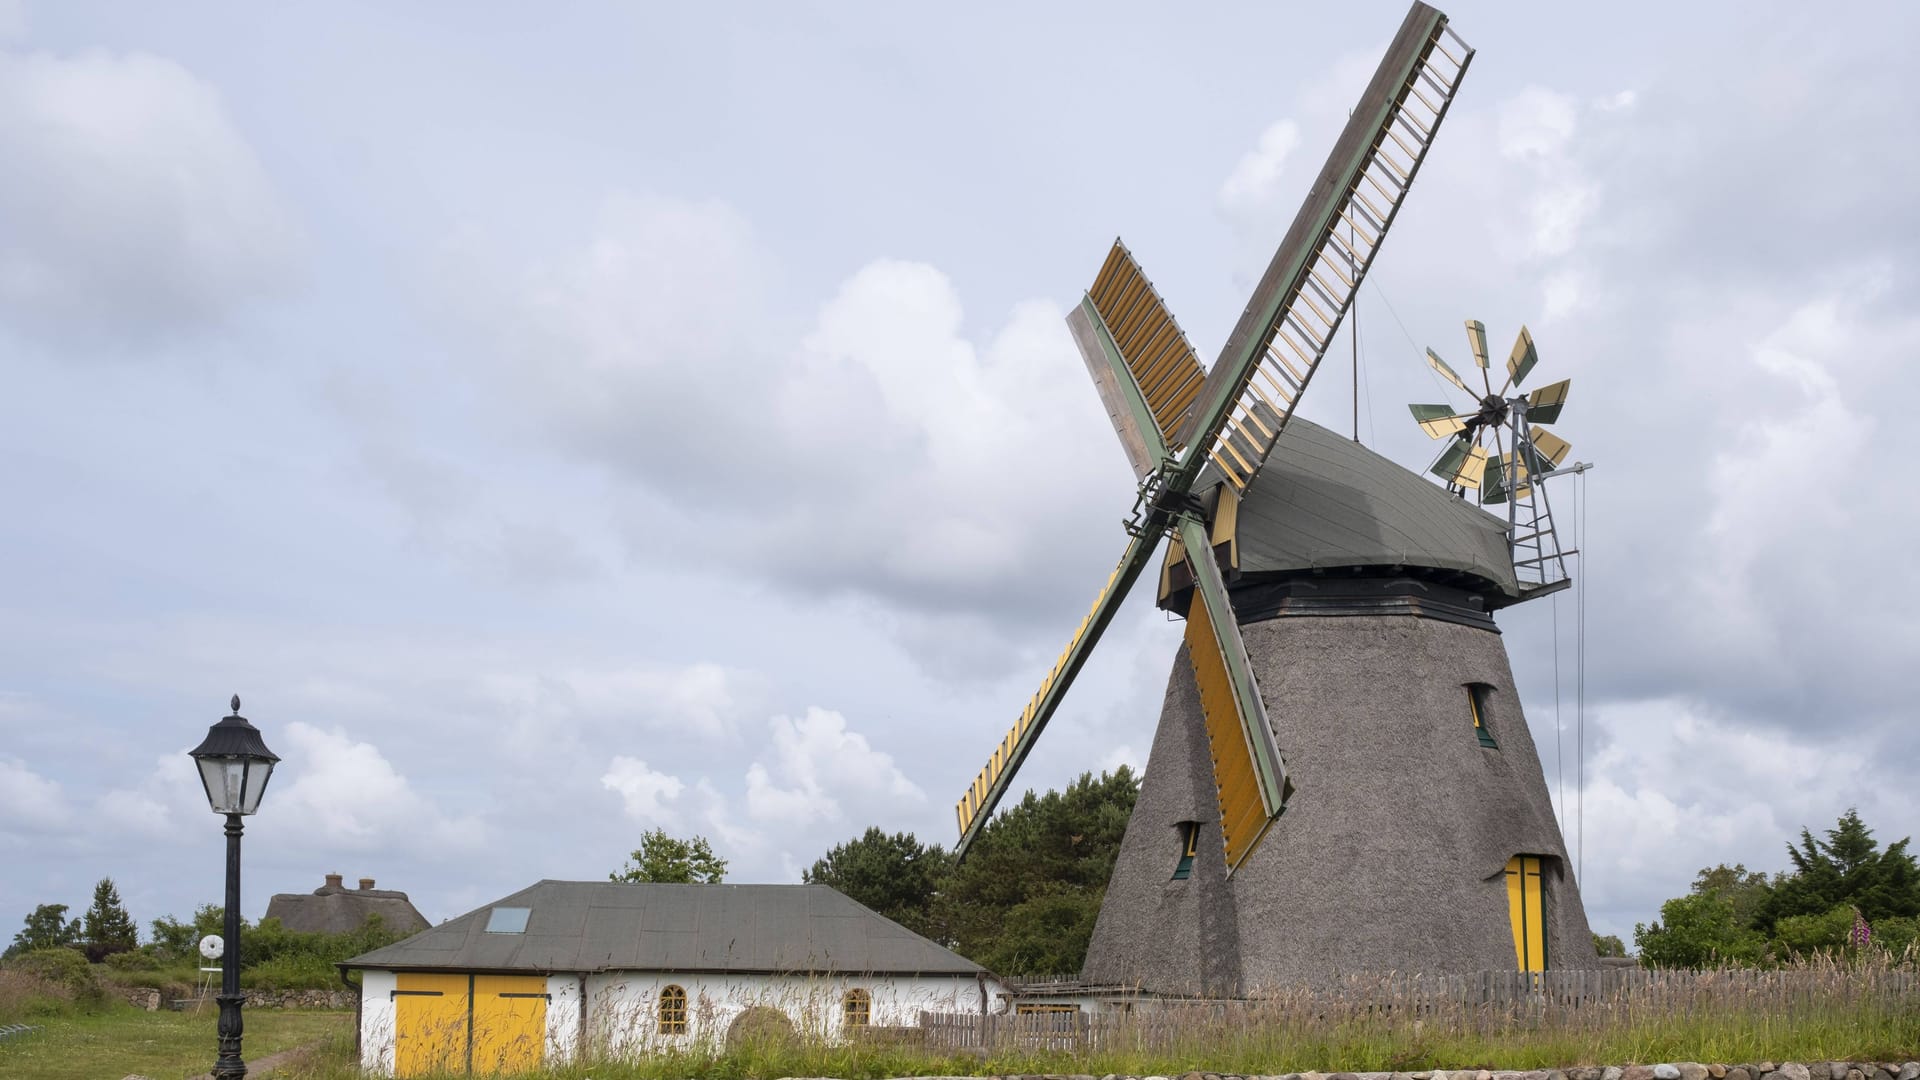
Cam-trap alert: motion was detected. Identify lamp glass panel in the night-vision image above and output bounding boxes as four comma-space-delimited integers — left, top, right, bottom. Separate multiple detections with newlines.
196, 757, 244, 814
239, 757, 274, 815
196, 755, 275, 814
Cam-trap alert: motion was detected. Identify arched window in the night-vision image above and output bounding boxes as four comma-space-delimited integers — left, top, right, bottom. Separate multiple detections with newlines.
842, 987, 871, 1028
657, 984, 687, 1035
1467, 683, 1498, 748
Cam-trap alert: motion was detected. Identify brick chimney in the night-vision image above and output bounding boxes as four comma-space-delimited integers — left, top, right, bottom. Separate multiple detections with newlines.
322, 873, 344, 892
358, 877, 375, 891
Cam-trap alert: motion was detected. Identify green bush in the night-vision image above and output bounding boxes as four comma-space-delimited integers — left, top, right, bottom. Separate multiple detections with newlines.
1871, 915, 1919, 957
102, 948, 159, 971
11, 948, 92, 990
4, 947, 107, 1014
1774, 905, 1855, 955
244, 951, 346, 991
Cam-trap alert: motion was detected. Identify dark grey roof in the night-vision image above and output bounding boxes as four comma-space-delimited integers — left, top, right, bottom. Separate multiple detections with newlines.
265, 886, 430, 937
345, 881, 986, 977
1224, 417, 1519, 598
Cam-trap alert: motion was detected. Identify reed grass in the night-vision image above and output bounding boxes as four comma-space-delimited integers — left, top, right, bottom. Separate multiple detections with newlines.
275, 956, 1920, 1080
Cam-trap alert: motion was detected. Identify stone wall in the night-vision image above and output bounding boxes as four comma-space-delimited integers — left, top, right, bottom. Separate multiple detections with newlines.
121, 986, 358, 1011
242, 988, 357, 1009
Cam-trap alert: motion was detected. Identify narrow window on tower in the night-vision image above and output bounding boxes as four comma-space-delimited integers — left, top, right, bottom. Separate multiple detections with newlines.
1467, 683, 1498, 748
1171, 822, 1199, 880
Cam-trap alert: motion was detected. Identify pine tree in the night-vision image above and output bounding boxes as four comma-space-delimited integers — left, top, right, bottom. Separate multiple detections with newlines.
1760, 808, 1920, 931
82, 877, 138, 957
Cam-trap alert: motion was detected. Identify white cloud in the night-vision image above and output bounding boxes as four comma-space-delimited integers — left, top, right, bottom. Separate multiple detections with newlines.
478, 662, 749, 753
1569, 695, 1902, 942
601, 756, 686, 825
1097, 743, 1142, 776
0, 48, 299, 344
0, 757, 71, 835
450, 206, 1127, 654
93, 753, 203, 840
1539, 269, 1586, 322
1497, 87, 1579, 160
743, 707, 922, 825
266, 722, 483, 853
1218, 120, 1301, 213
566, 664, 737, 739
0, 2, 26, 44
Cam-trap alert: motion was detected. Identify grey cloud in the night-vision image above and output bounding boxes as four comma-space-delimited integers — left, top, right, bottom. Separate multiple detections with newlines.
442, 205, 1139, 669
0, 48, 299, 348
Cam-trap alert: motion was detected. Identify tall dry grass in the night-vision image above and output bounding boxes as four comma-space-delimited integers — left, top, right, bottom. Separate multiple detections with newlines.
274, 955, 1920, 1079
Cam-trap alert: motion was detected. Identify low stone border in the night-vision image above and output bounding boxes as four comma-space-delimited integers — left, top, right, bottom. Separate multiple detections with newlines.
117, 986, 357, 1011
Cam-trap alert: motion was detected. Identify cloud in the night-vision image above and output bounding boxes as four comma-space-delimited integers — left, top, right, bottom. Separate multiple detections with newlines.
1497, 87, 1580, 160
0, 2, 25, 44
265, 722, 483, 853
0, 758, 71, 836
601, 756, 687, 825
479, 661, 750, 749
1567, 695, 1906, 941
0, 48, 298, 346
743, 707, 922, 825
444, 203, 1129, 666
1218, 120, 1301, 213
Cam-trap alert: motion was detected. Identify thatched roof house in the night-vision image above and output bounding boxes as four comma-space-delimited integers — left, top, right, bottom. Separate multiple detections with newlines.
265, 873, 430, 936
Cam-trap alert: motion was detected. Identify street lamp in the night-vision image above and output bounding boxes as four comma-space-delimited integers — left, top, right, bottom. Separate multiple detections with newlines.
188, 695, 279, 1080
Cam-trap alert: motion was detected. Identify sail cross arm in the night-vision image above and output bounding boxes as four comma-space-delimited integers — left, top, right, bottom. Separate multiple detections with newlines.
952, 527, 1163, 857
1169, 1, 1472, 497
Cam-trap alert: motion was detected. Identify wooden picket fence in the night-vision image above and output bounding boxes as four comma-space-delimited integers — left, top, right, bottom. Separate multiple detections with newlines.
917, 964, 1920, 1053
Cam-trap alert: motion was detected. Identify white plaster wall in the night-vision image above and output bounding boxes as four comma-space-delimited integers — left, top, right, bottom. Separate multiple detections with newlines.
358, 969, 397, 1076
356, 967, 1000, 1070
545, 973, 585, 1065
582, 971, 993, 1061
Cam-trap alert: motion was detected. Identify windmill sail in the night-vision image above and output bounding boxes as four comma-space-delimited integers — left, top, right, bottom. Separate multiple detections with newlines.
1067, 242, 1208, 479
1176, 517, 1291, 871
1171, 1, 1473, 496
952, 1, 1473, 860
952, 533, 1159, 851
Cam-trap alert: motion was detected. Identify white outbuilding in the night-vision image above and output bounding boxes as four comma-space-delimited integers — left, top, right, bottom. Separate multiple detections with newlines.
343, 880, 997, 1077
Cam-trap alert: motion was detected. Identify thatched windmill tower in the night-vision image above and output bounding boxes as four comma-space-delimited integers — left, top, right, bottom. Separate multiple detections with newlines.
1079, 413, 1595, 993
946, 2, 1598, 991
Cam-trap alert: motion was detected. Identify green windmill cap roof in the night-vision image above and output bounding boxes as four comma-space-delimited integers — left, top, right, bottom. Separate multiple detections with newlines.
1216, 417, 1520, 599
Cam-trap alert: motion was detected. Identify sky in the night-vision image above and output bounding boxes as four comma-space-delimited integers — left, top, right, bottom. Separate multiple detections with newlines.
2, 0, 1916, 950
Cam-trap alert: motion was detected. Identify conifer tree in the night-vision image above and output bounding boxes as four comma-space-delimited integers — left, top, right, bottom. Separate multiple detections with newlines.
82, 877, 138, 956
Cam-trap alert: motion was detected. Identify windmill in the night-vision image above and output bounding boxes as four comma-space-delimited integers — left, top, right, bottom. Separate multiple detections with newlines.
1412, 320, 1579, 591
952, 2, 1598, 991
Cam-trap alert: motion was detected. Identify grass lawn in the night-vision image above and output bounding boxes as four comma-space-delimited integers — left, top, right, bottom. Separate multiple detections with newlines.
0, 1005, 351, 1080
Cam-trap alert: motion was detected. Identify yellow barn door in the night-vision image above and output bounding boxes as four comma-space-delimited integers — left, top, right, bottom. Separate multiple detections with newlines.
1504, 855, 1547, 973
472, 975, 548, 1074
394, 973, 469, 1078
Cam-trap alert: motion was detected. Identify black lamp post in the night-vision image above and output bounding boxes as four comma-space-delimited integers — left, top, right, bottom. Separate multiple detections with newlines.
188, 695, 279, 1080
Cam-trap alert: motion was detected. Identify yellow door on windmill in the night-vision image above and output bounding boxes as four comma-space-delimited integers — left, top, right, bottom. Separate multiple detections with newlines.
1505, 855, 1547, 973
471, 975, 547, 1074
394, 972, 470, 1078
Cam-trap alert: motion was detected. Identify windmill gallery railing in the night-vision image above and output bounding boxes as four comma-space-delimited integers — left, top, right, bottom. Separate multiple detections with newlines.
914, 965, 1920, 1053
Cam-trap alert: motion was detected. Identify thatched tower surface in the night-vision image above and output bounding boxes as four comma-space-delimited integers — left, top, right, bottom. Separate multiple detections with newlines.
1082, 420, 1597, 992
